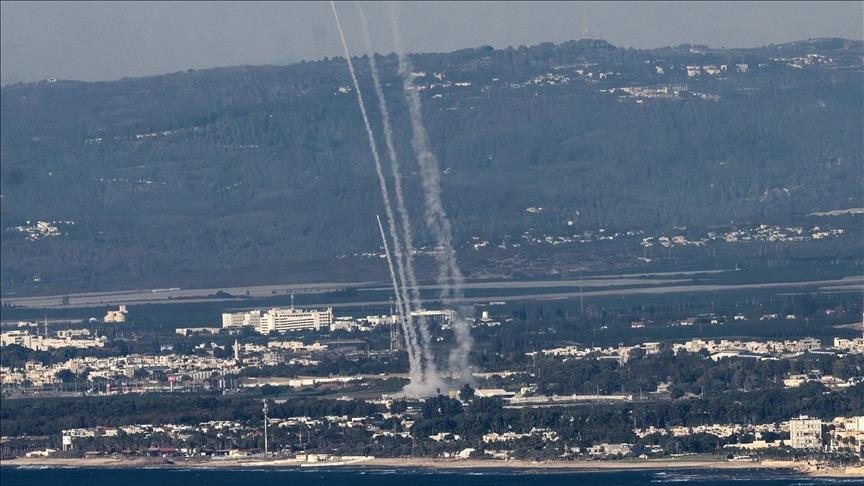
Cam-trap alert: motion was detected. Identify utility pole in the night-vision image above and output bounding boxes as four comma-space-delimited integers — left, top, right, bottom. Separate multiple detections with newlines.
262, 399, 269, 456
579, 271, 585, 316
388, 298, 403, 353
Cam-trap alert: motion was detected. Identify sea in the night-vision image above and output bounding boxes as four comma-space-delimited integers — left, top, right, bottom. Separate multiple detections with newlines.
1, 467, 862, 486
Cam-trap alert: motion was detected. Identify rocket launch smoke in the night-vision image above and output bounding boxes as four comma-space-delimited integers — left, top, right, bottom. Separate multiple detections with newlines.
329, 1, 472, 395
387, 2, 474, 379
355, 3, 444, 392
331, 1, 446, 396
328, 1, 422, 382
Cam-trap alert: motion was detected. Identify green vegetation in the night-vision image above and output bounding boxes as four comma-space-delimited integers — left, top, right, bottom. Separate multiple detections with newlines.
0, 394, 381, 437
2, 38, 861, 293
2, 382, 861, 459
536, 351, 864, 397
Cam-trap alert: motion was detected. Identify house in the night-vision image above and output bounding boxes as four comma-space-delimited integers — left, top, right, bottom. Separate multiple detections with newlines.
588, 443, 632, 457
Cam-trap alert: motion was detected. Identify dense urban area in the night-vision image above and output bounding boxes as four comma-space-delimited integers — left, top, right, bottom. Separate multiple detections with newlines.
2, 262, 862, 473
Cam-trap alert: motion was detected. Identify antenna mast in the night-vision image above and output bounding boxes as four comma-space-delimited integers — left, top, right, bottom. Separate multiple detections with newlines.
376, 215, 404, 352
262, 399, 269, 456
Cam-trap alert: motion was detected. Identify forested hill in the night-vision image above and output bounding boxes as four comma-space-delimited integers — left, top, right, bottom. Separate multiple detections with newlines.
2, 38, 862, 293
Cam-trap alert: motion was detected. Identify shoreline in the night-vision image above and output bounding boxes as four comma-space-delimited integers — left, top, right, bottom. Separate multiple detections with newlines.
2, 456, 860, 477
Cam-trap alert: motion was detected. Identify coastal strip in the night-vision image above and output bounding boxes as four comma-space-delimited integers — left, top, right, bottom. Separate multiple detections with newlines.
3, 456, 860, 477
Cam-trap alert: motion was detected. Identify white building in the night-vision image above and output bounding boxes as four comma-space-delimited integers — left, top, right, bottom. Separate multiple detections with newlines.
362, 315, 399, 327
104, 305, 128, 323
0, 330, 33, 348
793, 337, 821, 352
222, 309, 263, 328
222, 307, 333, 334
57, 329, 91, 339
588, 443, 633, 457
834, 337, 864, 352
409, 308, 457, 330
829, 416, 864, 454
409, 309, 456, 322
0, 330, 106, 351
789, 415, 823, 449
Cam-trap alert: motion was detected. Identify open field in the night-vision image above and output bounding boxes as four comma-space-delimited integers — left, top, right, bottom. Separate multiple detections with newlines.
2, 269, 861, 310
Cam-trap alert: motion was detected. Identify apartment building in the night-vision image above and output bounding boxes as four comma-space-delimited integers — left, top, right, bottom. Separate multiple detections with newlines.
790, 415, 823, 449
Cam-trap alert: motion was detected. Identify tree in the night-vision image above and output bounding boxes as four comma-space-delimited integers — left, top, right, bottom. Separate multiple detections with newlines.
421, 395, 463, 419
56, 369, 76, 384
389, 400, 408, 414
459, 383, 476, 402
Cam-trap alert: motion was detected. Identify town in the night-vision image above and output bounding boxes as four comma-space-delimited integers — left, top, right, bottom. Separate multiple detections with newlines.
2, 290, 862, 473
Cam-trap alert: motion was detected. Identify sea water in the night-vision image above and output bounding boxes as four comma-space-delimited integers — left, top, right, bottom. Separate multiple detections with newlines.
1, 467, 860, 486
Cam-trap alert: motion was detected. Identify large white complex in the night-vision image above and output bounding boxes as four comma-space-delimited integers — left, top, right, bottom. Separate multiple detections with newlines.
789, 415, 823, 449
221, 307, 333, 334
0, 329, 106, 351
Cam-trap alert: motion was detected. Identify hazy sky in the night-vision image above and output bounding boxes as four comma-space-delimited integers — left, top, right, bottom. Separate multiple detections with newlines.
1, 1, 862, 84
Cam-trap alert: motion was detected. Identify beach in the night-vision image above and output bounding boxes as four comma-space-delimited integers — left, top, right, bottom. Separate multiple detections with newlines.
3, 455, 860, 477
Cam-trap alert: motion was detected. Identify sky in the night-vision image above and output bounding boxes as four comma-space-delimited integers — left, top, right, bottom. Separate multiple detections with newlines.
1, 1, 862, 84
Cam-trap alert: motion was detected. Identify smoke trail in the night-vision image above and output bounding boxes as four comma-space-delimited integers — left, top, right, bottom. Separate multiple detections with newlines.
376, 215, 407, 347
387, 2, 474, 380
354, 2, 442, 392
328, 1, 423, 383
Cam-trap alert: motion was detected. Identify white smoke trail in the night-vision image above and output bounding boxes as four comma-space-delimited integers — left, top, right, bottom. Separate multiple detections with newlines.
328, 1, 424, 382
376, 214, 407, 346
354, 2, 443, 393
375, 214, 405, 330
387, 2, 474, 380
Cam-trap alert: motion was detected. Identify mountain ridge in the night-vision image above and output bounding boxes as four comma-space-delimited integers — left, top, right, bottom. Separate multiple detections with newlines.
2, 38, 862, 294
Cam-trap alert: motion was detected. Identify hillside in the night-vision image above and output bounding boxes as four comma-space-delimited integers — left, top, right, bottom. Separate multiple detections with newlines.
1, 38, 862, 294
